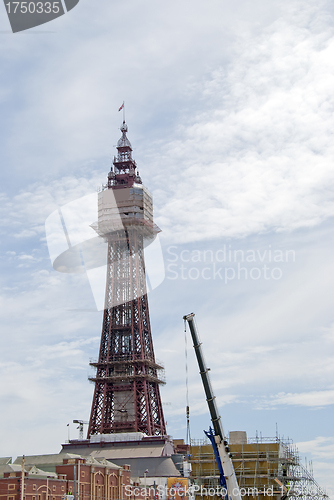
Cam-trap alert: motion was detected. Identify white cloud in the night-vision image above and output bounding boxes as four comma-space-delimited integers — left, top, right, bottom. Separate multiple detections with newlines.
15, 229, 37, 238
148, 2, 334, 243
18, 254, 38, 260
260, 390, 334, 408
297, 437, 334, 460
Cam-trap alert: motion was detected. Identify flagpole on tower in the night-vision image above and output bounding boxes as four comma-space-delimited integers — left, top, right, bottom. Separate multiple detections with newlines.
118, 101, 125, 122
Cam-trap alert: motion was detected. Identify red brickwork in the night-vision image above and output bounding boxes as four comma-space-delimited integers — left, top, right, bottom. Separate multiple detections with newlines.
0, 458, 142, 500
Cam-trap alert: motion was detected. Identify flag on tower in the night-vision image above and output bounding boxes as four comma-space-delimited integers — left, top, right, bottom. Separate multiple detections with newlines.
118, 102, 124, 111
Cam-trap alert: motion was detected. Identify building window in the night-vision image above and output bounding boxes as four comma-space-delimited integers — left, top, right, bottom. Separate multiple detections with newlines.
61, 487, 65, 492
33, 496, 36, 500
8, 485, 15, 490
8, 496, 15, 500
81, 471, 85, 478
53, 486, 56, 492
33, 485, 37, 491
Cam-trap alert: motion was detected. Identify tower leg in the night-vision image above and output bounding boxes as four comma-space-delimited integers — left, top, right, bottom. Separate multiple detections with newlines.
87, 230, 166, 437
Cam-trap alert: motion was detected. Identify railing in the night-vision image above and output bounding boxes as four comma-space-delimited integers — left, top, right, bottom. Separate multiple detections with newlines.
89, 356, 165, 368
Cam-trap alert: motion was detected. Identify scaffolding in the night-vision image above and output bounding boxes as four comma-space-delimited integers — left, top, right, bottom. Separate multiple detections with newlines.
189, 434, 329, 500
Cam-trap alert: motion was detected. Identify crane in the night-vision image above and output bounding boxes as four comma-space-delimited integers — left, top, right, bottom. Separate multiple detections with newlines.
183, 313, 241, 500
73, 419, 89, 440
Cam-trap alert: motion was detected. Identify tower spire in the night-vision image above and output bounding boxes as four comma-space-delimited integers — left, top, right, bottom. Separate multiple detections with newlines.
107, 121, 142, 188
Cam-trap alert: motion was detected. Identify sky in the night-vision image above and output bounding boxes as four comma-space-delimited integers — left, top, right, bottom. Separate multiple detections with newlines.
0, 0, 334, 495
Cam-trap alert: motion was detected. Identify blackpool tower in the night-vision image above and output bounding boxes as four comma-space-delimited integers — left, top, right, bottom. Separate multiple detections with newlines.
87, 121, 166, 437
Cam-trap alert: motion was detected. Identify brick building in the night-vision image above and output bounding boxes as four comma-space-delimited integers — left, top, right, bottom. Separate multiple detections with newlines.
0, 454, 138, 500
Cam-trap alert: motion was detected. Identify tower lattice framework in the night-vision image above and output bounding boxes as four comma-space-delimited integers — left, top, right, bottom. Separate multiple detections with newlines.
87, 122, 166, 437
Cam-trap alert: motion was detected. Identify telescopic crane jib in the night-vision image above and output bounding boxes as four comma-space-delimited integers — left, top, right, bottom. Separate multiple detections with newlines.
183, 313, 241, 500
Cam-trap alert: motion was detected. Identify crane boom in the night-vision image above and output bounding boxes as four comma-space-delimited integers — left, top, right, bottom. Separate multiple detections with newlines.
184, 313, 224, 440
183, 313, 241, 500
